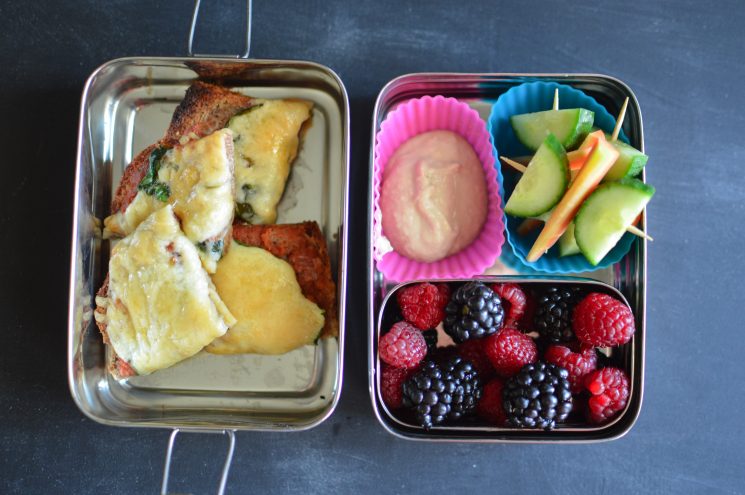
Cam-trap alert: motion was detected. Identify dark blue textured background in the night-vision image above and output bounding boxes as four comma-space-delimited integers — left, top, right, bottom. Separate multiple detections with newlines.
1, 0, 743, 493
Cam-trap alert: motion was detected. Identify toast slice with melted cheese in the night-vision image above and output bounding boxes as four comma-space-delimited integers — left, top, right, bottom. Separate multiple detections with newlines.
94, 206, 236, 377
207, 242, 326, 355
110, 82, 256, 216
104, 128, 236, 273
110, 81, 313, 227
230, 221, 338, 339
228, 99, 313, 224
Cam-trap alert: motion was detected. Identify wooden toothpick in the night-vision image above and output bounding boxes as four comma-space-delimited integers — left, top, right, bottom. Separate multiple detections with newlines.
553, 88, 559, 111
499, 156, 527, 173
626, 224, 653, 241
611, 97, 629, 142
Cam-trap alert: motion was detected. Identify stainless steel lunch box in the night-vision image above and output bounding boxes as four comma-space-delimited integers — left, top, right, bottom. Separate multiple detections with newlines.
67, 1, 349, 491
367, 73, 646, 442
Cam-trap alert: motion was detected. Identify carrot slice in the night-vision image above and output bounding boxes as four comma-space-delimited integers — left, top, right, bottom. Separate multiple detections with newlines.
526, 132, 620, 262
567, 148, 592, 171
578, 130, 604, 151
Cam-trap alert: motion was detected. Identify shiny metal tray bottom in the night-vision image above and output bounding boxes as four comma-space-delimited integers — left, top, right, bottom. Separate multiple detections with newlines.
367, 73, 646, 442
69, 57, 349, 430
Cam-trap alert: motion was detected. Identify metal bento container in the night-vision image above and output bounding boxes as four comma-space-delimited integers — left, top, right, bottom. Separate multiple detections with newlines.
67, 2, 349, 490
367, 73, 646, 442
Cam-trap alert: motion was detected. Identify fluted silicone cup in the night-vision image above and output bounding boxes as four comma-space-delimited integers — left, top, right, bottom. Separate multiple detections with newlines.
488, 81, 636, 274
373, 95, 505, 282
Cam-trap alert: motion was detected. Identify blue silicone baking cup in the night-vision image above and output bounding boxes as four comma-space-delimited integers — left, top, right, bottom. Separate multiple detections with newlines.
488, 81, 636, 274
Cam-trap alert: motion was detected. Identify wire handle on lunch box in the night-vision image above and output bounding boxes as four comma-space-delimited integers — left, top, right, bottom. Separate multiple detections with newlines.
188, 0, 252, 58
161, 429, 236, 495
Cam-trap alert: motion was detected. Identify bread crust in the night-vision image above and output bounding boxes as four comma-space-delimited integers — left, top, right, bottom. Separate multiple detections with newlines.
111, 82, 254, 214
94, 276, 137, 378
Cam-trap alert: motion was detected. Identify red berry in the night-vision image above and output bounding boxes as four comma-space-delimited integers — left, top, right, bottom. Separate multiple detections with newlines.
397, 283, 450, 330
585, 367, 630, 424
457, 339, 495, 380
477, 378, 507, 425
573, 293, 635, 347
380, 364, 416, 410
491, 283, 527, 328
522, 290, 538, 329
379, 322, 427, 368
544, 344, 598, 394
484, 328, 538, 377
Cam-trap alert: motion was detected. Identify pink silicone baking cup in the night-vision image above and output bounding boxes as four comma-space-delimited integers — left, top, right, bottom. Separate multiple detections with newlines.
373, 95, 505, 282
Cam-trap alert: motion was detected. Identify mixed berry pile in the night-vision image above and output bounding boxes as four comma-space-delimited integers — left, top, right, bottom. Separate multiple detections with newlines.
379, 281, 634, 431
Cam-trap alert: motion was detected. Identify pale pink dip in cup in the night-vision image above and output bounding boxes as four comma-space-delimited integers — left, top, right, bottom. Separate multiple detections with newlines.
380, 130, 488, 263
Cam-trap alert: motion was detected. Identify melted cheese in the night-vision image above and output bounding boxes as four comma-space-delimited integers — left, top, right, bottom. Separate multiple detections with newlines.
207, 242, 324, 355
103, 129, 235, 273
105, 206, 236, 375
228, 100, 313, 224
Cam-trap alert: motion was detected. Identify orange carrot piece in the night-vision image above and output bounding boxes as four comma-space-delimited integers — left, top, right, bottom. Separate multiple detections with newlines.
526, 133, 620, 262
567, 148, 592, 171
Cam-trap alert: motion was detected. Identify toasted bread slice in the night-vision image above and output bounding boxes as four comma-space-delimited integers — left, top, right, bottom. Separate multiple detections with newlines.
94, 206, 235, 377
111, 82, 255, 214
104, 128, 236, 272
231, 221, 338, 339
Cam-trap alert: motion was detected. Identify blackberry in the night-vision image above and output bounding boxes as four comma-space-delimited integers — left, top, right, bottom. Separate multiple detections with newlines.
402, 361, 452, 429
503, 361, 573, 430
444, 282, 505, 343
534, 287, 581, 342
401, 357, 482, 428
441, 356, 482, 420
422, 329, 438, 354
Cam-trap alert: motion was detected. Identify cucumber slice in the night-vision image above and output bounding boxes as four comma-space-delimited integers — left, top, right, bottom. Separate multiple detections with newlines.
511, 108, 594, 151
505, 134, 569, 218
604, 140, 648, 181
574, 178, 655, 265
588, 128, 648, 181
558, 222, 581, 257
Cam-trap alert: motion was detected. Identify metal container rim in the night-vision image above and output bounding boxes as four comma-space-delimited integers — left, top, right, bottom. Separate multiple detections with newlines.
68, 55, 351, 432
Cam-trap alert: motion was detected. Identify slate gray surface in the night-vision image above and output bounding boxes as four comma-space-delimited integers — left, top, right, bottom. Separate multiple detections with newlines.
1, 0, 743, 493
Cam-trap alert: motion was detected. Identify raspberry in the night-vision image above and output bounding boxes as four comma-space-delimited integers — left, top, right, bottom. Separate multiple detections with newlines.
379, 322, 427, 369
380, 364, 416, 410
484, 328, 538, 377
457, 339, 495, 380
476, 378, 507, 425
521, 289, 538, 331
584, 367, 630, 424
573, 293, 635, 347
491, 283, 527, 328
397, 282, 450, 330
544, 344, 598, 393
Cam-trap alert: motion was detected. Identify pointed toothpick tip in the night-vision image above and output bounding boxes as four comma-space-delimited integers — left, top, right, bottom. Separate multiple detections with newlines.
500, 156, 528, 173
626, 224, 653, 241
611, 97, 630, 142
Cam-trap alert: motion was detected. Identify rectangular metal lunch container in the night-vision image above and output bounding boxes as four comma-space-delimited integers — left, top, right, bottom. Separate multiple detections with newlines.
367, 73, 646, 442
68, 56, 349, 431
